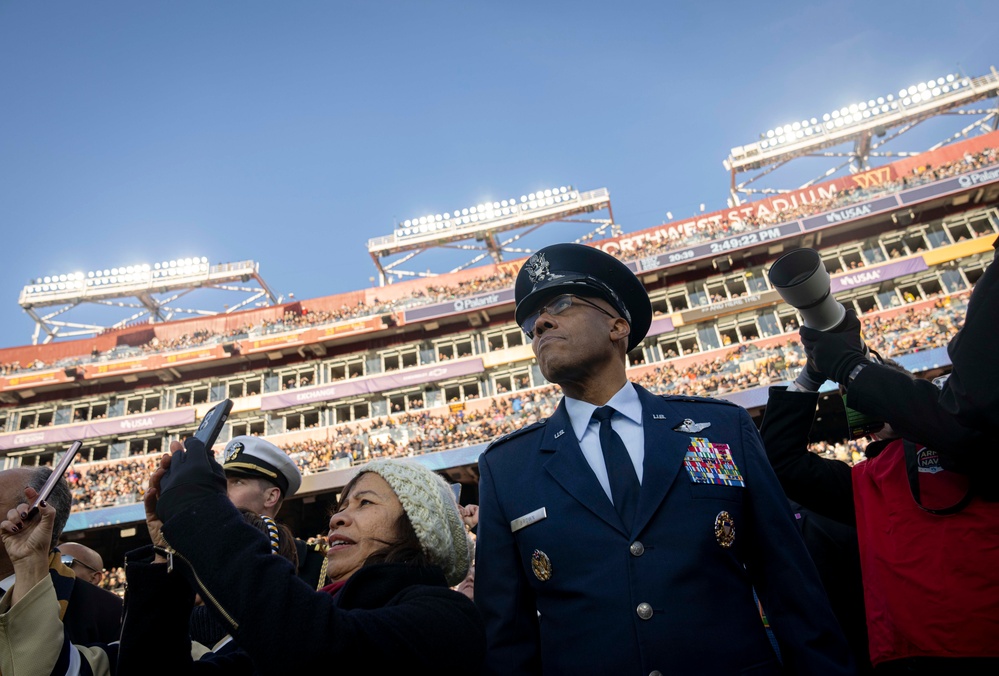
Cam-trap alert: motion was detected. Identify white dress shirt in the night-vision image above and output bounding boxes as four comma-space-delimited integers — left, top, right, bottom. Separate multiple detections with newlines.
564, 382, 645, 503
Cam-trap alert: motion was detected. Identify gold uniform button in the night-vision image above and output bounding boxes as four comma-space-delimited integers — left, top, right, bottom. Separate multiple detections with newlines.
636, 602, 653, 620
629, 541, 645, 556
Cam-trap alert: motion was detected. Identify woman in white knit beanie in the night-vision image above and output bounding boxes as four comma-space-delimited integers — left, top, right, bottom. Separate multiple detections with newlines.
328, 458, 472, 586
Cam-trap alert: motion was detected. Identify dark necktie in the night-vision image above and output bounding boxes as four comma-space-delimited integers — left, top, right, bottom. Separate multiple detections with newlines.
591, 406, 640, 530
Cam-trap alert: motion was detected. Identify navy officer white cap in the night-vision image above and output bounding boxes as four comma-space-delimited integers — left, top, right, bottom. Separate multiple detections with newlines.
222, 435, 303, 498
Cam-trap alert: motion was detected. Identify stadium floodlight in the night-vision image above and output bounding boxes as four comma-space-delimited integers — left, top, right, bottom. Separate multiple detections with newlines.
724, 67, 999, 205
18, 257, 277, 344
751, 73, 965, 154
393, 185, 578, 239
369, 185, 610, 284
23, 257, 217, 295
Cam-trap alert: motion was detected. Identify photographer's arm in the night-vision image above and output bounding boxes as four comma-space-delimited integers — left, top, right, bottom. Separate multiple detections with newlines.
847, 364, 989, 460
760, 387, 856, 526
939, 246, 999, 434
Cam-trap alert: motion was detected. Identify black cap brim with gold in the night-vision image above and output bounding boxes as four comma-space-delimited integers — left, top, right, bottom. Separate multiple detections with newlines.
515, 243, 652, 352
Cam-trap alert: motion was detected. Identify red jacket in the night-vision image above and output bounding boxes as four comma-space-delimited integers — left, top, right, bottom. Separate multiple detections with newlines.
852, 439, 999, 664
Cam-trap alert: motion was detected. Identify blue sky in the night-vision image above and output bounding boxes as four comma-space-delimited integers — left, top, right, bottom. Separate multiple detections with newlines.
1, 1, 997, 350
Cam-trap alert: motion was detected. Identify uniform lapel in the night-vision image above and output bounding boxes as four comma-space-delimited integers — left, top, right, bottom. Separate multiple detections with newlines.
633, 385, 688, 534
542, 399, 628, 536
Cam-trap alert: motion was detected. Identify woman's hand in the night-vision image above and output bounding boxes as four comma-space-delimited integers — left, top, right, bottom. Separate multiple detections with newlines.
0, 487, 55, 605
144, 447, 176, 562
459, 504, 479, 530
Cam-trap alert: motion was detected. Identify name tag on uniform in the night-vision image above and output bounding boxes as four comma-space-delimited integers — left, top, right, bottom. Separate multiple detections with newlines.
511, 507, 547, 532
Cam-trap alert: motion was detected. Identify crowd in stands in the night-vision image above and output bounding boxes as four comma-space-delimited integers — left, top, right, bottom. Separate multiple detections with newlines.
624, 146, 999, 261
261, 304, 396, 334
96, 565, 128, 598
139, 324, 253, 354
64, 457, 161, 511
1, 146, 994, 378
0, 360, 45, 376
257, 271, 519, 336
414, 269, 516, 304
41, 295, 965, 514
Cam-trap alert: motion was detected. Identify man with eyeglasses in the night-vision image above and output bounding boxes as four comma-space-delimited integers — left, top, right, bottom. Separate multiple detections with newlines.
0, 467, 122, 646
475, 242, 852, 675
58, 542, 105, 586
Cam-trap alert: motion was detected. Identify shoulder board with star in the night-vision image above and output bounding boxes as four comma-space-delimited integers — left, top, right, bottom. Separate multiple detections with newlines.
483, 419, 548, 454
659, 394, 741, 408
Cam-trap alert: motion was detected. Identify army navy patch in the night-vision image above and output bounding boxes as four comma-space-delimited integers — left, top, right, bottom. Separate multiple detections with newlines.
916, 447, 943, 474
684, 437, 745, 486
531, 549, 553, 582
714, 511, 735, 548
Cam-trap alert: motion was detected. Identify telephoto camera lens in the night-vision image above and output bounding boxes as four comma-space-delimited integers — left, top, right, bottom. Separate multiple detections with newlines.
768, 248, 846, 331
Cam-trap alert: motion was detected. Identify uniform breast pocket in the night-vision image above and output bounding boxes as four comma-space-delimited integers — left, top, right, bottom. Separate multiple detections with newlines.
688, 481, 744, 503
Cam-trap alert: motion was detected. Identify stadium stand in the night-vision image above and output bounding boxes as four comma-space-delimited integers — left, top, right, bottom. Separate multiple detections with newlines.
1, 130, 997, 567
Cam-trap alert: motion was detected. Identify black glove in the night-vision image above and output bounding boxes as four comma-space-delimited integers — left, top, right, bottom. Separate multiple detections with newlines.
156, 437, 226, 523
799, 309, 869, 386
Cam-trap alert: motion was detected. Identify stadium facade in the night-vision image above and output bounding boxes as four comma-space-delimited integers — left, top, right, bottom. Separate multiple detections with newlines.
2, 131, 997, 566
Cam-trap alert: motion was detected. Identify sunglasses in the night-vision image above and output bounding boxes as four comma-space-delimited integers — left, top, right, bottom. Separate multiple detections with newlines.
521, 294, 617, 339
61, 554, 102, 577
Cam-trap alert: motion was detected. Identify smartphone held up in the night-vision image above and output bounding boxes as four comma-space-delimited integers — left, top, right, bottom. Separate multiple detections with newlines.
193, 399, 233, 450
26, 440, 83, 521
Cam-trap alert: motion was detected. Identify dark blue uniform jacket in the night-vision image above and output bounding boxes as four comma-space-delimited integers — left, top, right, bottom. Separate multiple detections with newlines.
476, 383, 854, 675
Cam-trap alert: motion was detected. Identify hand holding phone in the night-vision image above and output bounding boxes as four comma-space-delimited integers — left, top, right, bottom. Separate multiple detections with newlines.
1, 486, 57, 604
155, 400, 233, 522
194, 399, 233, 450
25, 441, 83, 521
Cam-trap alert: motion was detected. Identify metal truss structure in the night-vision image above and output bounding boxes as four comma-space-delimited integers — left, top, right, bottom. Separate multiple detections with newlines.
366, 187, 615, 285
18, 258, 279, 344
724, 67, 999, 205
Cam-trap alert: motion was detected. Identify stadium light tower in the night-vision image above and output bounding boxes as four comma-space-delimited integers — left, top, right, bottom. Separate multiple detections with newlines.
366, 185, 614, 285
18, 257, 279, 344
724, 67, 999, 205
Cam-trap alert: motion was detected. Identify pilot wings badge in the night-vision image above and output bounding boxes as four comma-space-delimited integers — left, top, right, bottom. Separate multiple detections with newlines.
674, 418, 711, 434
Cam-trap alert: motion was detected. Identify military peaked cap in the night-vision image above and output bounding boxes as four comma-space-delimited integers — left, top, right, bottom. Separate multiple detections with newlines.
514, 242, 652, 351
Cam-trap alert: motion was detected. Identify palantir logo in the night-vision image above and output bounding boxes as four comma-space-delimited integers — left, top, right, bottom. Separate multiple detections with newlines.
958, 167, 999, 188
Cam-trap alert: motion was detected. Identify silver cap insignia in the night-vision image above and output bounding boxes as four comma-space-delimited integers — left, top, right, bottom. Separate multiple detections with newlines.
526, 252, 551, 285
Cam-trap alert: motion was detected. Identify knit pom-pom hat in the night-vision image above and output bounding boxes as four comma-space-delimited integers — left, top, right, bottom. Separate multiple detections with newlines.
359, 460, 471, 586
